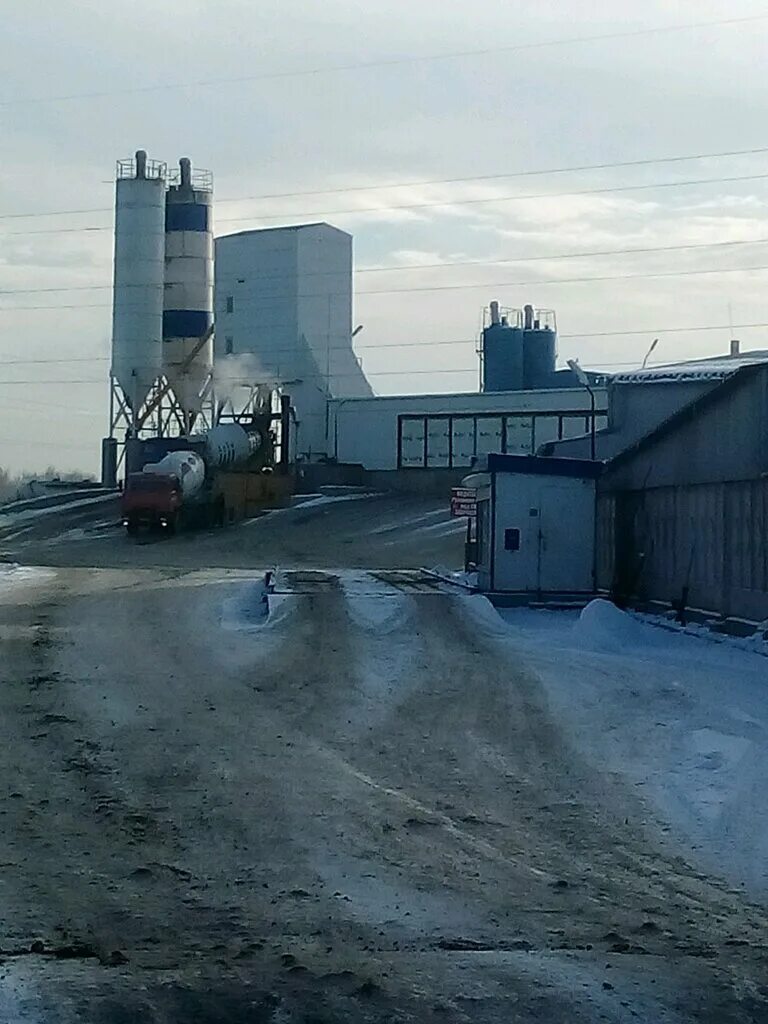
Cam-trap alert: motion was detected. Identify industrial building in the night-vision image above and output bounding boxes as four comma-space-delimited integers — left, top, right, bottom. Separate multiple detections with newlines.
329, 387, 607, 471
596, 359, 768, 624
469, 354, 768, 626
105, 150, 607, 480
214, 223, 371, 459
328, 300, 608, 472
465, 454, 602, 595
542, 346, 768, 461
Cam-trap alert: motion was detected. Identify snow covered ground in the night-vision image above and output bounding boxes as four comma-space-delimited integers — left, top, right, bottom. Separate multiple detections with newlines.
0, 564, 55, 596
242, 490, 378, 525
462, 597, 768, 899
0, 494, 115, 527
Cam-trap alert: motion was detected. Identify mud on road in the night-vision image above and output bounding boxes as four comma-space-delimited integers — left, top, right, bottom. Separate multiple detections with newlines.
0, 560, 766, 1020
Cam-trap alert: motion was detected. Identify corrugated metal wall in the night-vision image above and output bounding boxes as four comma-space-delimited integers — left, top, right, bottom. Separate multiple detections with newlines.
598, 479, 768, 621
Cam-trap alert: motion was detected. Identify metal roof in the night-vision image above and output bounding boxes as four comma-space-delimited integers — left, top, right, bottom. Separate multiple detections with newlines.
216, 222, 351, 241
604, 362, 766, 473
486, 453, 603, 479
611, 350, 768, 385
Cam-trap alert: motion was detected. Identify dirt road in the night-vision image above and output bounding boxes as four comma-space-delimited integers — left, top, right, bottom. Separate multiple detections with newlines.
1, 490, 466, 572
1, 556, 767, 1023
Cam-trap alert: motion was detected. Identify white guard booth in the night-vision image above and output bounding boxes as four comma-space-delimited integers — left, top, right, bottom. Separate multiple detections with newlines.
464, 454, 602, 597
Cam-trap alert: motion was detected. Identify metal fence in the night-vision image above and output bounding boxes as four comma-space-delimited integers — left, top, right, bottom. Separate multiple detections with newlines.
598, 478, 768, 622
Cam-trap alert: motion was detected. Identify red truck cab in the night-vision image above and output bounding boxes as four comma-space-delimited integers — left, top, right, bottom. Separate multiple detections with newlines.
121, 472, 182, 534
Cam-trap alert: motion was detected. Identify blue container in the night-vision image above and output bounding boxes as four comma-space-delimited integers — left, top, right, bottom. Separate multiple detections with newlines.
523, 327, 557, 389
482, 323, 525, 392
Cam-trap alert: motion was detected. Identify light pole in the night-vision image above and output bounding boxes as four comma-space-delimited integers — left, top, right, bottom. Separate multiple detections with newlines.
567, 358, 596, 460
642, 337, 659, 369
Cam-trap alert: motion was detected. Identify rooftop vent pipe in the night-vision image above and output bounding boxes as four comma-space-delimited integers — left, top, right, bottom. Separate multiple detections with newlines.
489, 300, 501, 326
135, 149, 147, 179
523, 304, 534, 330
179, 157, 192, 189
730, 338, 740, 357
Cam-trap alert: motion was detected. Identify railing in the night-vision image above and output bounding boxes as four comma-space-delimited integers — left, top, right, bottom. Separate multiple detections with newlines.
481, 306, 558, 331
116, 157, 167, 181
167, 166, 213, 192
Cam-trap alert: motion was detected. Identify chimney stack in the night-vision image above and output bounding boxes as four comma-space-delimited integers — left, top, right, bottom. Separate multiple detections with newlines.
730, 338, 740, 357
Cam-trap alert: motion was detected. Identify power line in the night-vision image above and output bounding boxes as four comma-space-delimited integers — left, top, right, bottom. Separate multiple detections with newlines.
7, 170, 768, 238
352, 237, 768, 276
2, 13, 766, 108
0, 342, 764, 388
6, 144, 768, 222
7, 235, 768, 297
0, 356, 105, 365
561, 322, 768, 340
1, 320, 766, 370
359, 262, 768, 296
4, 260, 768, 315
213, 173, 768, 224
215, 147, 768, 204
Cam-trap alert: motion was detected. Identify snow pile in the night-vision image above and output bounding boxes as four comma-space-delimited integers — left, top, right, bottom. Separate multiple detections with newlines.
220, 579, 270, 630
220, 573, 298, 632
643, 610, 768, 656
572, 599, 768, 661
572, 598, 662, 654
340, 571, 410, 633
466, 595, 768, 897
339, 571, 417, 733
425, 566, 479, 590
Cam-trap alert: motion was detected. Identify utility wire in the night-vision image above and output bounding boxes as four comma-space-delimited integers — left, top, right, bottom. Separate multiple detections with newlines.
6, 171, 768, 238
5, 144, 768, 222
0, 369, 479, 384
6, 235, 768, 297
3, 320, 766, 365
4, 261, 768, 313
2, 13, 765, 107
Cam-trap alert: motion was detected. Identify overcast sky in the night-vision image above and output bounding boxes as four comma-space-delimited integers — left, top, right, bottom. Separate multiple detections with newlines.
2, 0, 768, 474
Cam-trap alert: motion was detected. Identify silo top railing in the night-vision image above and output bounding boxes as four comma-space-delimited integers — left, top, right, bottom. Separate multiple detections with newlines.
116, 157, 168, 181
167, 166, 213, 192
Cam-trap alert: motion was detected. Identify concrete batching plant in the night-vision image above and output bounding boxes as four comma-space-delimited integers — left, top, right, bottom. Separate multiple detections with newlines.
105, 151, 216, 485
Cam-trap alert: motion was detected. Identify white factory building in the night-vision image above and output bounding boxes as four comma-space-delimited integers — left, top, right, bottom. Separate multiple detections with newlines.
214, 223, 371, 459
328, 389, 607, 471
213, 220, 608, 469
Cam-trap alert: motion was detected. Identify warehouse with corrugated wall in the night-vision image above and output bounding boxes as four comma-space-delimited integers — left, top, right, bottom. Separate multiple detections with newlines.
597, 362, 768, 624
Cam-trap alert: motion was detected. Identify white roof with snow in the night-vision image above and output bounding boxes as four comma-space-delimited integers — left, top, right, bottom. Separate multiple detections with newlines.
611, 350, 768, 384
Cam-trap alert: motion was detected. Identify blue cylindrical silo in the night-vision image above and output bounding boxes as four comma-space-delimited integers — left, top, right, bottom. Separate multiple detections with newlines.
163, 157, 214, 417
523, 327, 557, 389
482, 321, 525, 392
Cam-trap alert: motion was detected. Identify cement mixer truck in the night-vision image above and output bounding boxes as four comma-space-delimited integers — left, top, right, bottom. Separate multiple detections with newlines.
120, 423, 279, 535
